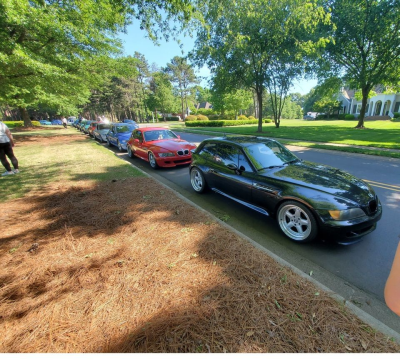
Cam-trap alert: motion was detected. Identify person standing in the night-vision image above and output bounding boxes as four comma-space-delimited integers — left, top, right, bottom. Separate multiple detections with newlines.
385, 241, 400, 316
0, 121, 19, 176
61, 116, 68, 128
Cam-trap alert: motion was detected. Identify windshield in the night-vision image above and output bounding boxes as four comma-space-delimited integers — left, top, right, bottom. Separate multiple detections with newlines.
144, 129, 178, 142
116, 125, 135, 133
244, 140, 298, 171
98, 124, 111, 130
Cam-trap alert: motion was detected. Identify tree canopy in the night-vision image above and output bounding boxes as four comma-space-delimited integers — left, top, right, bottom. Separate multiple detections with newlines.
192, 0, 330, 130
0, 0, 195, 125
321, 0, 400, 127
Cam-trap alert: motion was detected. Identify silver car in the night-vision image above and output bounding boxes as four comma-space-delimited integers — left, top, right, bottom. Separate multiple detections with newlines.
93, 123, 112, 142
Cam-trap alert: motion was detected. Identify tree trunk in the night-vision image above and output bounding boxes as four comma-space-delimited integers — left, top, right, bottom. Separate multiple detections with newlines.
356, 86, 371, 129
19, 107, 32, 127
256, 90, 263, 133
181, 92, 185, 120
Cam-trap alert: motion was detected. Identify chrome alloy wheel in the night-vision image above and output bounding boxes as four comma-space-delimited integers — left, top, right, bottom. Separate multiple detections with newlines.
190, 167, 205, 193
278, 204, 312, 241
148, 152, 158, 169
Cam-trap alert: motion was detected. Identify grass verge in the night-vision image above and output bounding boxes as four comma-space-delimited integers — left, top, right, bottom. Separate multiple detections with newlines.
183, 119, 400, 150
171, 128, 400, 159
1, 132, 143, 202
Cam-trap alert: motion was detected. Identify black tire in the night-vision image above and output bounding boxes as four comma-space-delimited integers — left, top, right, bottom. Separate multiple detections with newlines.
127, 146, 134, 159
148, 152, 159, 169
190, 167, 207, 193
277, 201, 318, 243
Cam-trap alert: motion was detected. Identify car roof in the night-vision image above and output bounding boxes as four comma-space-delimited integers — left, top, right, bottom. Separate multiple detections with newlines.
202, 136, 276, 148
140, 127, 171, 131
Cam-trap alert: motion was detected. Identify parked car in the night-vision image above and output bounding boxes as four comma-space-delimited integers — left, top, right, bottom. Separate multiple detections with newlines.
122, 119, 138, 125
303, 115, 315, 120
67, 116, 76, 125
82, 121, 94, 134
189, 136, 382, 244
93, 123, 112, 142
88, 122, 99, 137
126, 127, 197, 168
106, 123, 139, 151
51, 119, 62, 125
39, 120, 52, 125
78, 120, 92, 132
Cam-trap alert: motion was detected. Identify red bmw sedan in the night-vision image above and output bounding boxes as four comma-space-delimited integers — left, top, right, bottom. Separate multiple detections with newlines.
126, 127, 197, 169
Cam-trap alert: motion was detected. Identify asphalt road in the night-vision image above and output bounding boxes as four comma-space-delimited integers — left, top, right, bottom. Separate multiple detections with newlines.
109, 130, 400, 332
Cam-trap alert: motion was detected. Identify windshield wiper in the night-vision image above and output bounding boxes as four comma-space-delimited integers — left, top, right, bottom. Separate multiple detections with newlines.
259, 165, 284, 171
283, 159, 298, 166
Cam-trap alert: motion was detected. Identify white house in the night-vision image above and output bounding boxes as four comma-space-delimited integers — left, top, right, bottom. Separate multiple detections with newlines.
338, 88, 400, 118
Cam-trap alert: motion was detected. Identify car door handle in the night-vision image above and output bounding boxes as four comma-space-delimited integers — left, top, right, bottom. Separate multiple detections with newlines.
209, 168, 218, 174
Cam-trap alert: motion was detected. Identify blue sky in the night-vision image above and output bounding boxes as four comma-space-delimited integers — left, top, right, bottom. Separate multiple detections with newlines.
119, 23, 317, 95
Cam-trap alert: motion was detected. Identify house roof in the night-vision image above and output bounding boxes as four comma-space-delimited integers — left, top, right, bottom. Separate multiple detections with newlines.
196, 102, 213, 110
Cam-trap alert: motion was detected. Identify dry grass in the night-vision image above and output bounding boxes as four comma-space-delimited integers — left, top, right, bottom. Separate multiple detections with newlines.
1, 176, 399, 353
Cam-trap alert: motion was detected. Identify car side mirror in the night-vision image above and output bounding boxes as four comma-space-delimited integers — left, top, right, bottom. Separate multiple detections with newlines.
227, 163, 238, 171
133, 138, 140, 143
177, 135, 181, 139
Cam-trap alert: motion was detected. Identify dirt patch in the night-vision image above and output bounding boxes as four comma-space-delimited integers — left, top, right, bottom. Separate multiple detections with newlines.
13, 126, 63, 132
15, 134, 84, 145
1, 176, 399, 352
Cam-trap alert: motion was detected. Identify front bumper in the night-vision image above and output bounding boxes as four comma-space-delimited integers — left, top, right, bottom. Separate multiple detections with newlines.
317, 205, 382, 244
155, 156, 192, 168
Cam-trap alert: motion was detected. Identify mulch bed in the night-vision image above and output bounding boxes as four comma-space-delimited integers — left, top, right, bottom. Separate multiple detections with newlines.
1, 176, 399, 352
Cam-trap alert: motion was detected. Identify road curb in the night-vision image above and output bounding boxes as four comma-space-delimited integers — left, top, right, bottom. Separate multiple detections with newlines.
109, 148, 400, 344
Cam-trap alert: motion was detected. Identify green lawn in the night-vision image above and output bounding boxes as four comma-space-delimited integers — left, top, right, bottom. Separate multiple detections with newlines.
184, 119, 400, 150
1, 132, 144, 202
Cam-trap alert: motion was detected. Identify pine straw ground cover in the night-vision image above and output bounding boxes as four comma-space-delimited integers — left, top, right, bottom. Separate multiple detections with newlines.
0, 135, 399, 353
1, 180, 399, 353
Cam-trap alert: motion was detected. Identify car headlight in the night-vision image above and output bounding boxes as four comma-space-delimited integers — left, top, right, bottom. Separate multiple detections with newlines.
328, 208, 366, 220
158, 152, 175, 157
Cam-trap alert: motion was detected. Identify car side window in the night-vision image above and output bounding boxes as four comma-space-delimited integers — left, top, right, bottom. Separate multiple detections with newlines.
198, 142, 219, 161
135, 131, 143, 142
238, 151, 253, 172
215, 144, 239, 167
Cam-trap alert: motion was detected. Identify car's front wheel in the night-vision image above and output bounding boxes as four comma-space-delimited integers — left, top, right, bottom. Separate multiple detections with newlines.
148, 152, 159, 169
277, 201, 317, 243
127, 146, 134, 158
190, 167, 207, 193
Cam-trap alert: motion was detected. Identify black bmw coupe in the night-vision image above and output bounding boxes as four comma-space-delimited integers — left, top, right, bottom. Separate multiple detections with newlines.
189, 137, 382, 244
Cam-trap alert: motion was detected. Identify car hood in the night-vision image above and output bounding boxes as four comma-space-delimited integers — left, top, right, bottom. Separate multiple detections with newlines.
147, 139, 195, 152
260, 161, 375, 204
116, 132, 131, 141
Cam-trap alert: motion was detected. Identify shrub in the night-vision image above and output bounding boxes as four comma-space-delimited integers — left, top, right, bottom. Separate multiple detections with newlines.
158, 116, 181, 122
3, 121, 23, 127
391, 117, 400, 122
185, 115, 197, 121
248, 116, 255, 120
32, 121, 41, 126
196, 114, 209, 121
197, 108, 215, 116
393, 112, 400, 118
208, 114, 220, 120
263, 119, 273, 123
316, 114, 327, 120
345, 114, 355, 120
238, 115, 248, 120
